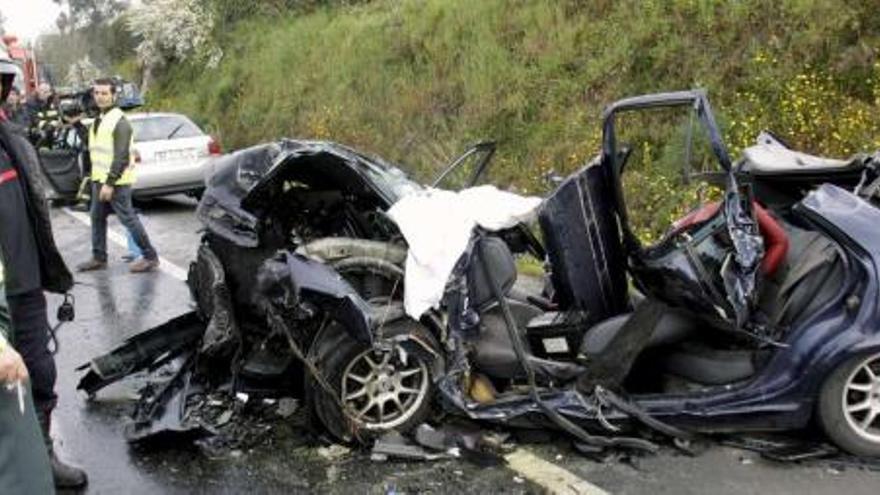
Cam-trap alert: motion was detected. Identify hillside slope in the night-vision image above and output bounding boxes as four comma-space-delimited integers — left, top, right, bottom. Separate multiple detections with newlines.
150, 0, 880, 193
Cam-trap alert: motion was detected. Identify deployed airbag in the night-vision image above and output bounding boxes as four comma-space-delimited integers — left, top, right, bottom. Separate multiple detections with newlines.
387, 185, 541, 318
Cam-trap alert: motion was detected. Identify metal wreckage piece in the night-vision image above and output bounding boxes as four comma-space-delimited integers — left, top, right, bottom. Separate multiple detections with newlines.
77, 139, 419, 443
76, 244, 381, 442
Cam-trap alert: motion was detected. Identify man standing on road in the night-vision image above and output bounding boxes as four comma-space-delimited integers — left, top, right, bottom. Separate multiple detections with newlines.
76, 78, 160, 273
0, 46, 89, 489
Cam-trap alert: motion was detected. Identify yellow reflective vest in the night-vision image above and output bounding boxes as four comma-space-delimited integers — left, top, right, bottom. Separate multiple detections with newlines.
35, 108, 58, 130
89, 107, 135, 185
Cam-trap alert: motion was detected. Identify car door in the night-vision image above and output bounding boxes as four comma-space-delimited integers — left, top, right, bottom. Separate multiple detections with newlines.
431, 141, 497, 191
36, 126, 85, 200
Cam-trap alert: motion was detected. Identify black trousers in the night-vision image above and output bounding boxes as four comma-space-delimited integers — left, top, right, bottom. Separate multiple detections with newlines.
6, 291, 57, 420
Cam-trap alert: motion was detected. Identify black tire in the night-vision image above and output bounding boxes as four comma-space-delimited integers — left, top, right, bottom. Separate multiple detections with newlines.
818, 351, 880, 457
330, 256, 404, 304
311, 318, 439, 443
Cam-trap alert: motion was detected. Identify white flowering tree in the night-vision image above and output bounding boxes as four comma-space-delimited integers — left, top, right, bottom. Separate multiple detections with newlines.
65, 55, 102, 88
127, 0, 222, 91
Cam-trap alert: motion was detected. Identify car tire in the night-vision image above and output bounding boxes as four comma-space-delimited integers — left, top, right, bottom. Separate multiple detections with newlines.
818, 351, 880, 457
330, 256, 404, 304
311, 318, 439, 443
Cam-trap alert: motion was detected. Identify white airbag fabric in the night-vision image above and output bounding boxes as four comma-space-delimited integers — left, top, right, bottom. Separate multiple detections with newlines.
387, 185, 541, 318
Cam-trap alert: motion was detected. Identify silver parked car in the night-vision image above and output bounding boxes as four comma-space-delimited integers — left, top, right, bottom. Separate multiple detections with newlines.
128, 112, 221, 198
38, 112, 222, 201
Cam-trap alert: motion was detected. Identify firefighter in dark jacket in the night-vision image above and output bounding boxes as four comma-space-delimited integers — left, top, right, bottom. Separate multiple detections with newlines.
0, 46, 89, 489
26, 82, 59, 148
76, 78, 159, 273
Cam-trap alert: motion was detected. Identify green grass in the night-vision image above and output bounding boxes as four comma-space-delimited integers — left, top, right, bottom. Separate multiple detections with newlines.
516, 256, 545, 279
149, 0, 880, 223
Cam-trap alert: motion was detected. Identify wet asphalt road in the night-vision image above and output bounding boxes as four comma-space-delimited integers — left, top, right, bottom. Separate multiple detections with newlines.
47, 195, 880, 494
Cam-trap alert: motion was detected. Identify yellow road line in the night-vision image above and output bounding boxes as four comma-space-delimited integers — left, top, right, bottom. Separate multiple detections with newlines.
505, 449, 610, 495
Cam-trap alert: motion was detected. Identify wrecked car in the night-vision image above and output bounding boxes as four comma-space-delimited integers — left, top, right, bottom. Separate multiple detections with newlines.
79, 91, 880, 458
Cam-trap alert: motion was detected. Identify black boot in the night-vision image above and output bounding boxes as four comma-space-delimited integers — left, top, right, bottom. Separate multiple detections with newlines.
38, 410, 89, 489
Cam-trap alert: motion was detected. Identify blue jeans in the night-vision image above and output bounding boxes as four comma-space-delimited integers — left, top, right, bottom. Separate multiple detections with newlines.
90, 183, 157, 261
127, 226, 143, 259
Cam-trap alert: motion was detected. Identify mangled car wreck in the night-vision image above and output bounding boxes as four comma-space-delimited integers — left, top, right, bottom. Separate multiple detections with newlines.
79, 90, 880, 458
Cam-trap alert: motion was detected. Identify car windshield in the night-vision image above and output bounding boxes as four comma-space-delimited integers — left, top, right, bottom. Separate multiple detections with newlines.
131, 115, 203, 142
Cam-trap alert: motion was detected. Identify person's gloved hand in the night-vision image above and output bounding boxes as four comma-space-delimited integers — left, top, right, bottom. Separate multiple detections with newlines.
0, 345, 29, 385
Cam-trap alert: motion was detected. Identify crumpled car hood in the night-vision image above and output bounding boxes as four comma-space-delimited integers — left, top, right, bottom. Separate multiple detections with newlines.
197, 141, 297, 247
197, 139, 420, 248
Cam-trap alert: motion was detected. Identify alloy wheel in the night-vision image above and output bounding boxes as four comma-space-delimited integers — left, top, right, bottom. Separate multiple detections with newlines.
341, 347, 430, 430
842, 352, 880, 443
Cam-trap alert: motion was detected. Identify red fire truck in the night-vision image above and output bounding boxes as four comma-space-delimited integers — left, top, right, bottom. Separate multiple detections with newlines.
2, 34, 42, 97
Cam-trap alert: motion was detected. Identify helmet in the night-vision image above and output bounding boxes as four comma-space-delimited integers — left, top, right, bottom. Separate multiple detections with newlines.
0, 42, 17, 103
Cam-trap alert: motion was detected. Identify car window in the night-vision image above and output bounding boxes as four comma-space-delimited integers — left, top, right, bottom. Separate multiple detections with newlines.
131, 116, 203, 142
616, 105, 723, 246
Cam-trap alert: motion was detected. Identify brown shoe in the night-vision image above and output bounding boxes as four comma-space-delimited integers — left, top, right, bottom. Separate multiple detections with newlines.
129, 258, 159, 273
76, 259, 107, 272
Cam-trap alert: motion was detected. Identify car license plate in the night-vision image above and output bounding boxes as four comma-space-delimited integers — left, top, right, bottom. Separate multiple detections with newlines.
155, 149, 199, 162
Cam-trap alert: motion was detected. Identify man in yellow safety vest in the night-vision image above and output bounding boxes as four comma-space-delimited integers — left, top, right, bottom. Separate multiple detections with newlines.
76, 78, 159, 273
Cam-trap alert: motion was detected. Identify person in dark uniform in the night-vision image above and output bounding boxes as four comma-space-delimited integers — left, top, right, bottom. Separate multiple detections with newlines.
26, 82, 59, 148
0, 44, 88, 490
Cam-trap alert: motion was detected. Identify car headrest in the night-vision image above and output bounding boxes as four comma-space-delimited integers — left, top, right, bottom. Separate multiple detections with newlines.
468, 236, 517, 310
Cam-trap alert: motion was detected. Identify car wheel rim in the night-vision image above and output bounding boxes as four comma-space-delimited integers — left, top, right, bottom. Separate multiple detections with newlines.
842, 352, 880, 443
341, 346, 429, 430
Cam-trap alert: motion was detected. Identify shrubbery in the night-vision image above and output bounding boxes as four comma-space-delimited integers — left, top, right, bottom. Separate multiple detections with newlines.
147, 0, 880, 239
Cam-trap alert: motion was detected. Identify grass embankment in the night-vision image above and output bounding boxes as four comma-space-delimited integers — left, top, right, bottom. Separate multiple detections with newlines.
150, 0, 880, 233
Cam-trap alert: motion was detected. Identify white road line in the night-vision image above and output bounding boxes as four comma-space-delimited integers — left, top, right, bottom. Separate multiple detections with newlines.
505, 449, 609, 495
62, 207, 189, 281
